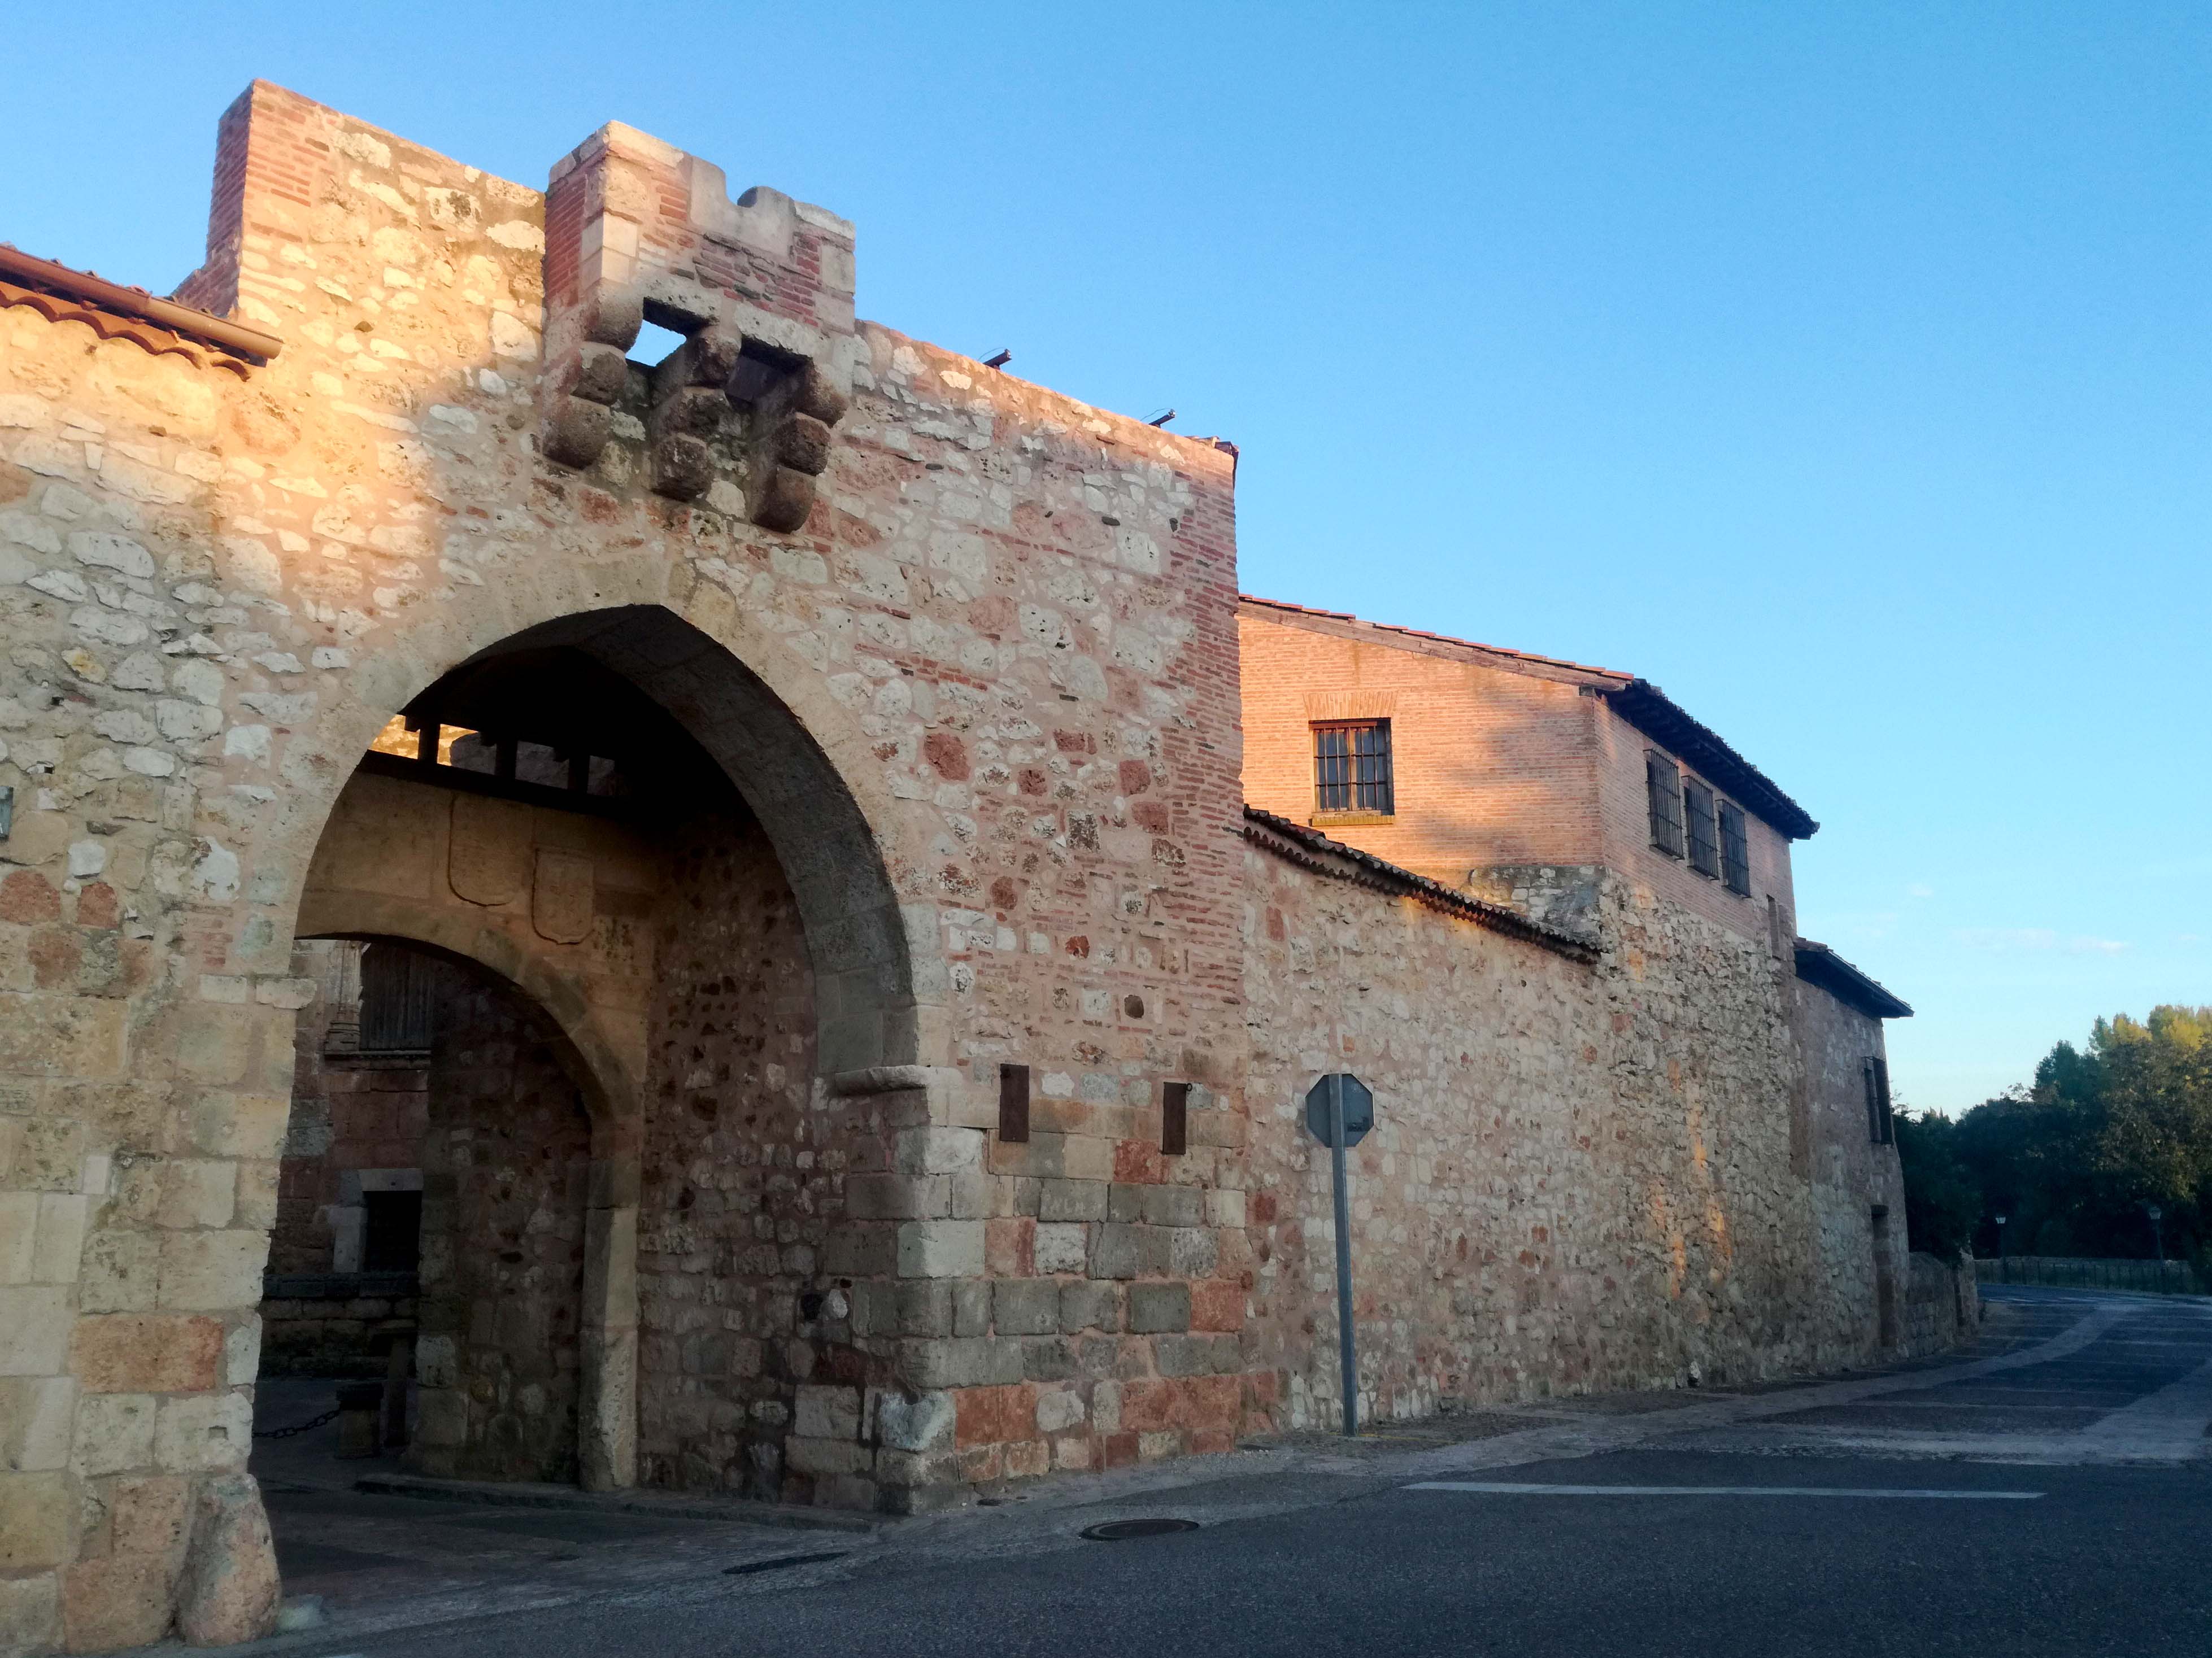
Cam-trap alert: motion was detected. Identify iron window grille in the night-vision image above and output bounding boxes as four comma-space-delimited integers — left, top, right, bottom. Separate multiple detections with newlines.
1645, 751, 1684, 857
1719, 800, 1751, 895
1684, 776, 1719, 878
1313, 720, 1394, 816
358, 943, 438, 1052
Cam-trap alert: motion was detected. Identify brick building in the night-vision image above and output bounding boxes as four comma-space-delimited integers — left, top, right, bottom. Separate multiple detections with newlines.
0, 84, 1945, 1653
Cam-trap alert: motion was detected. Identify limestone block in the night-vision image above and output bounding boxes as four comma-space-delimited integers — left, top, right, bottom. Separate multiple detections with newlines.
159, 1230, 269, 1311
892, 1127, 982, 1176
952, 1279, 991, 1337
0, 996, 125, 1079
154, 1393, 252, 1474
0, 1471, 71, 1567
73, 1391, 156, 1476
846, 1173, 948, 1221
29, 1194, 85, 1284
1087, 1223, 1141, 1281
0, 1376, 75, 1471
1142, 1185, 1205, 1228
0, 1570, 58, 1655
63, 1551, 173, 1654
792, 1384, 861, 1442
1034, 1223, 1088, 1275
80, 1229, 159, 1314
1128, 1282, 1191, 1334
71, 1317, 222, 1397
0, 1287, 69, 1376
223, 1319, 262, 1387
871, 1389, 954, 1452
0, 1194, 34, 1284
1034, 1388, 1085, 1434
175, 1473, 278, 1646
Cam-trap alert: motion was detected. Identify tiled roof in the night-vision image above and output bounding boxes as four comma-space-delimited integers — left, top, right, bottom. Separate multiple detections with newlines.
1794, 939, 1913, 1020
1237, 593, 1819, 840
0, 245, 280, 377
1242, 805, 1598, 962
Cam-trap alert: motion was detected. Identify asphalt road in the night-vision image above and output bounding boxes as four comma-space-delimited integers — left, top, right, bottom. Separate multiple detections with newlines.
242, 1288, 2212, 1658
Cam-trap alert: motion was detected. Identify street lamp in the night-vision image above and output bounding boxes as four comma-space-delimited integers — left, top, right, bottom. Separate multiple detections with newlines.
1995, 1214, 2008, 1282
2146, 1203, 2164, 1264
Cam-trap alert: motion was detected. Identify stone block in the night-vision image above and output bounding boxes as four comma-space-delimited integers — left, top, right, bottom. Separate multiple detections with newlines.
0, 1287, 69, 1376
793, 1384, 862, 1442
80, 1228, 159, 1312
952, 1278, 991, 1337
111, 1474, 191, 1559
30, 1194, 85, 1283
0, 1471, 71, 1568
153, 1391, 251, 1474
63, 1551, 174, 1653
1128, 1282, 1191, 1334
0, 1570, 58, 1655
897, 1220, 983, 1280
871, 1389, 954, 1453
894, 1127, 982, 1175
175, 1473, 278, 1645
1169, 1225, 1219, 1277
992, 1279, 1059, 1336
953, 1382, 1035, 1448
893, 1280, 953, 1337
1018, 1338, 1077, 1382
1039, 1179, 1107, 1223
1059, 1281, 1118, 1334
903, 1338, 1023, 1390
1087, 1223, 1141, 1280
1034, 1222, 1088, 1275
158, 1229, 269, 1310
73, 1391, 156, 1475
847, 1173, 948, 1221
784, 1435, 872, 1477
1143, 1185, 1204, 1228
1035, 1388, 1085, 1434
1206, 1188, 1247, 1228
0, 1194, 34, 1282
1190, 1279, 1246, 1332
0, 1376, 75, 1471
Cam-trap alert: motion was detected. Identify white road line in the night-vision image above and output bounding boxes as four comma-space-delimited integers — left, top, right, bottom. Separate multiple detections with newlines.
1405, 1482, 2043, 1499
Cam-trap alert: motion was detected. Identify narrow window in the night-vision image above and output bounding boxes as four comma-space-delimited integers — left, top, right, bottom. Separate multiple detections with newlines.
1767, 895, 1783, 958
1645, 751, 1684, 857
360, 1190, 423, 1274
1863, 1059, 1883, 1145
1312, 720, 1394, 817
358, 944, 437, 1052
1874, 1057, 1895, 1145
1683, 776, 1719, 878
998, 1062, 1030, 1143
1719, 801, 1751, 895
1161, 1081, 1190, 1157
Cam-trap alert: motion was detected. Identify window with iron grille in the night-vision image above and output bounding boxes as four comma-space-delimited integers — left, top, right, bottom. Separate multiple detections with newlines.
1719, 800, 1751, 895
1645, 751, 1684, 857
1863, 1058, 1896, 1146
1684, 776, 1719, 878
1313, 720, 1394, 816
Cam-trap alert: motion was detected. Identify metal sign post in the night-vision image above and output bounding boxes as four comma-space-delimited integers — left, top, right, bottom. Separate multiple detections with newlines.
1305, 1073, 1373, 1438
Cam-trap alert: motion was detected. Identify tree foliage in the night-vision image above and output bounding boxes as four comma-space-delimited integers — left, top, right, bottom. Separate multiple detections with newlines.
1904, 1006, 2212, 1264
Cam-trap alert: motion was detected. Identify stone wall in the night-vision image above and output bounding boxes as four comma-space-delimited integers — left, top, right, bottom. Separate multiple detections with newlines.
1240, 831, 1869, 1427
0, 77, 1246, 1650
412, 963, 592, 1484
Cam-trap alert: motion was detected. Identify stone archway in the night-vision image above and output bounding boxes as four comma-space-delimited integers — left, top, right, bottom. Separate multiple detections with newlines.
277, 603, 928, 1497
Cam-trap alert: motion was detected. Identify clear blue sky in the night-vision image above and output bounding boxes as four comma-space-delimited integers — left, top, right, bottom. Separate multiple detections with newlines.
8, 4, 2207, 1112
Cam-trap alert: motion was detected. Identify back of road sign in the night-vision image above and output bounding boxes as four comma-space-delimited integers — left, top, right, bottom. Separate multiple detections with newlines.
1304, 1074, 1374, 1147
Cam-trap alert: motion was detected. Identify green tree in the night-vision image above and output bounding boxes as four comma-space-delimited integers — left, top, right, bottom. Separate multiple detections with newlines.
1895, 1108, 1980, 1258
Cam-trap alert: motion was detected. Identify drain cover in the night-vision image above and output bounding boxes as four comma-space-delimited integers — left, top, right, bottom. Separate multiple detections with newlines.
1080, 1517, 1200, 1541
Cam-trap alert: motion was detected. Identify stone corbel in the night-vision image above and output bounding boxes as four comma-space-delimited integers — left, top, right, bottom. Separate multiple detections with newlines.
543, 286, 643, 470
728, 350, 849, 533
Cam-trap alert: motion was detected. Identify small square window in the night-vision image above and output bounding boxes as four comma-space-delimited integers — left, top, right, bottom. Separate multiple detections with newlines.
1313, 720, 1394, 817
361, 1190, 422, 1274
1719, 801, 1751, 895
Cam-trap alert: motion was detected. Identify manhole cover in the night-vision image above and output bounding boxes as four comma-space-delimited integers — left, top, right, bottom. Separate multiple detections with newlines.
1080, 1517, 1200, 1541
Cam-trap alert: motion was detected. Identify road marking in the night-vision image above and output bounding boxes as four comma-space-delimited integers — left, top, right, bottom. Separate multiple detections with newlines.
1405, 1482, 2043, 1499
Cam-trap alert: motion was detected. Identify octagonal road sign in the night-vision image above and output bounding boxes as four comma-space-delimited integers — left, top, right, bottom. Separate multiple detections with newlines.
1304, 1073, 1374, 1148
